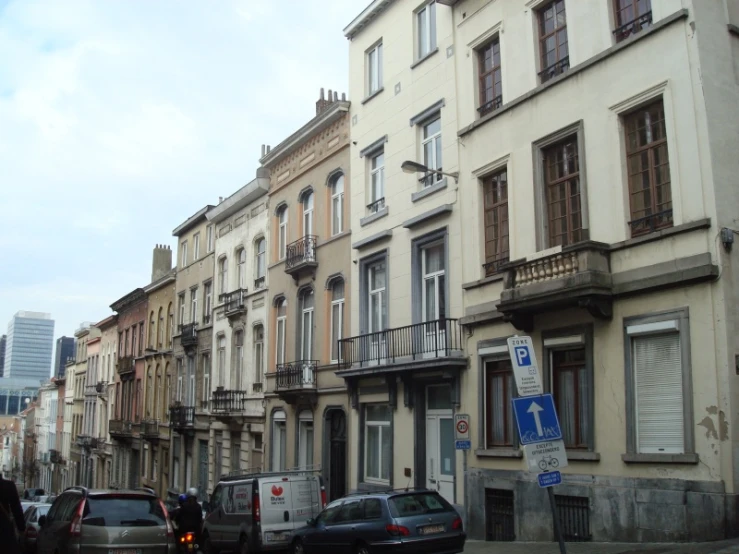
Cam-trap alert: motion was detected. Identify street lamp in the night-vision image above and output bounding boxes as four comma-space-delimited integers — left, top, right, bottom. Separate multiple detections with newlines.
401, 160, 459, 183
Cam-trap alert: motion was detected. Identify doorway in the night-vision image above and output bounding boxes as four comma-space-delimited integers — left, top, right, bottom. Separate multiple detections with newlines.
425, 385, 454, 504
326, 409, 347, 501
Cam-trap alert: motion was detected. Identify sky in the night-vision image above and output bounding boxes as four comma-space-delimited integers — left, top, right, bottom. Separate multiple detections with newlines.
0, 0, 369, 371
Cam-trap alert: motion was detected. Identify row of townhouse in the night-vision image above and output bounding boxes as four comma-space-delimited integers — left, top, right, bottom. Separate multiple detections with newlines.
10, 0, 739, 544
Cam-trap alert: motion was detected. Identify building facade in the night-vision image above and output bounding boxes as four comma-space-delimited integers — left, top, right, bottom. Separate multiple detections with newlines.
4, 311, 55, 381
342, 0, 465, 509
170, 207, 215, 500
80, 335, 101, 488
54, 337, 75, 379
93, 315, 118, 489
35, 381, 56, 492
61, 358, 75, 490
0, 334, 6, 377
261, 90, 352, 500
71, 324, 98, 487
51, 376, 65, 491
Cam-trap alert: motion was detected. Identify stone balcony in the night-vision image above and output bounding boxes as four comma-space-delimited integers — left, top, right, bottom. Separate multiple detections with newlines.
117, 356, 135, 375
275, 360, 318, 406
284, 235, 318, 282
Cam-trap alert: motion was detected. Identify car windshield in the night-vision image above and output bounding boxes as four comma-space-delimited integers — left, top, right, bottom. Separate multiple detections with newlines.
388, 493, 454, 517
82, 496, 166, 527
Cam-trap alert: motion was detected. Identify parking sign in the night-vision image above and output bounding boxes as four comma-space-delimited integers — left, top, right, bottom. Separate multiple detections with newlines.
507, 336, 543, 396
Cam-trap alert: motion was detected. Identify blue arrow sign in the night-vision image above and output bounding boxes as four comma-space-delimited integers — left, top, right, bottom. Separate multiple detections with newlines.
512, 394, 562, 445
538, 471, 562, 488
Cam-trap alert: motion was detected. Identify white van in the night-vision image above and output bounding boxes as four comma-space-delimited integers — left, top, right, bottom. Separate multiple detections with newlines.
202, 470, 326, 553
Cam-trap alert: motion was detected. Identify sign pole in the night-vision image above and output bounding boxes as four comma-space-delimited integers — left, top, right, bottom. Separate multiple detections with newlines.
547, 486, 567, 554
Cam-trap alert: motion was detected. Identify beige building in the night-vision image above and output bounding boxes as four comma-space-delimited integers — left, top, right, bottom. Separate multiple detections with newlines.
171, 206, 216, 500
204, 167, 270, 488
71, 323, 100, 486
342, 0, 465, 507
142, 247, 176, 498
261, 90, 352, 501
91, 314, 117, 489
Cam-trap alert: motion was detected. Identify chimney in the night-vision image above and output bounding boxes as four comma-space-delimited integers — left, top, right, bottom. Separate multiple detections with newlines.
341, 92, 346, 101
151, 244, 173, 282
261, 144, 265, 157
219, 196, 224, 203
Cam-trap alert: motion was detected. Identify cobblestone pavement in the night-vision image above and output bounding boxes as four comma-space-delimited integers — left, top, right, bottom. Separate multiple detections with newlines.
462, 538, 739, 554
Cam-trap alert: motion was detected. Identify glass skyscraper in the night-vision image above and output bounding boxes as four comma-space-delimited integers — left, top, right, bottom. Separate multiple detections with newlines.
53, 336, 75, 378
4, 311, 55, 382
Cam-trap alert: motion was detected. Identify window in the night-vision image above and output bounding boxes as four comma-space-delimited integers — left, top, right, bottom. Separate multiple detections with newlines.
613, 0, 652, 42
550, 348, 588, 448
275, 298, 287, 366
176, 359, 183, 402
538, 0, 569, 83
233, 330, 244, 390
206, 225, 214, 253
364, 404, 391, 483
149, 312, 155, 349
237, 248, 246, 289
421, 242, 445, 323
178, 294, 185, 326
255, 239, 266, 287
421, 117, 442, 187
193, 233, 200, 260
181, 241, 188, 268
272, 410, 287, 471
330, 280, 345, 363
139, 324, 144, 356
254, 325, 264, 387
483, 169, 509, 275
217, 335, 226, 387
624, 100, 672, 236
369, 153, 385, 213
202, 353, 210, 407
146, 369, 153, 417
416, 1, 437, 60
478, 36, 502, 116
485, 359, 515, 447
298, 411, 314, 470
543, 137, 582, 247
167, 303, 174, 348
331, 174, 344, 236
190, 288, 198, 325
625, 311, 691, 456
203, 282, 212, 324
367, 261, 387, 334
277, 206, 288, 260
218, 257, 228, 296
132, 324, 137, 357
367, 42, 383, 96
299, 289, 315, 360
302, 191, 314, 237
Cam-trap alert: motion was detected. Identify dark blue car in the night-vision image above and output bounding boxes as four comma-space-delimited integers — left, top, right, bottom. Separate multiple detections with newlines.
289, 489, 465, 554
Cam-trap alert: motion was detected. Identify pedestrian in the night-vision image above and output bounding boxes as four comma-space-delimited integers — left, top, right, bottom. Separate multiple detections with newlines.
0, 474, 25, 554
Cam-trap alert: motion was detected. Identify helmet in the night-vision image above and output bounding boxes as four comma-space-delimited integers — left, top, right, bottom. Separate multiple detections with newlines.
178, 493, 187, 503
187, 487, 198, 498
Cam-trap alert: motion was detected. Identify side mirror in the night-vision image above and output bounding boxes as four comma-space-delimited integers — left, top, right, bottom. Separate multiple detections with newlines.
38, 515, 47, 527
202, 501, 210, 512
306, 518, 315, 527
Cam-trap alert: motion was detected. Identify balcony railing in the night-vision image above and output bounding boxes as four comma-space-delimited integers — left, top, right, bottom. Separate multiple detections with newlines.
478, 95, 503, 117
88, 437, 99, 449
109, 419, 133, 437
49, 449, 62, 464
179, 323, 198, 347
483, 255, 510, 277
285, 236, 318, 273
117, 356, 135, 375
142, 419, 160, 439
75, 434, 89, 447
539, 56, 569, 83
276, 360, 318, 390
367, 197, 386, 214
95, 381, 107, 395
220, 289, 248, 316
628, 209, 673, 237
338, 318, 464, 369
254, 276, 266, 290
614, 11, 652, 42
169, 405, 195, 430
211, 389, 248, 414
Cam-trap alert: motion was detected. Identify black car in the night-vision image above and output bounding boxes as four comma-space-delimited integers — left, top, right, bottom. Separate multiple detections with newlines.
289, 489, 465, 554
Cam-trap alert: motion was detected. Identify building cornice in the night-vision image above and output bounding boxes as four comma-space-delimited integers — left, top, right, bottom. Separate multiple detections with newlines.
206, 175, 270, 223
143, 269, 177, 294
172, 204, 216, 237
110, 288, 147, 313
344, 0, 396, 39
94, 314, 118, 330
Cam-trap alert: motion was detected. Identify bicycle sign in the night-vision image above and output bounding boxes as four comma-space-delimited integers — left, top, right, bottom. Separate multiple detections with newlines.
538, 455, 560, 471
523, 439, 568, 474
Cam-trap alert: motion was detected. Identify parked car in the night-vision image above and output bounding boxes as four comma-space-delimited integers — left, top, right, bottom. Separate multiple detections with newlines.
36, 486, 176, 554
289, 489, 466, 554
31, 495, 50, 503
202, 470, 326, 554
21, 503, 51, 554
23, 488, 45, 500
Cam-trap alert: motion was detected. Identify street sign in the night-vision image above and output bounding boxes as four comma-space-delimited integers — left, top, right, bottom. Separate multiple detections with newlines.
512, 394, 562, 445
507, 336, 543, 396
538, 471, 562, 488
454, 414, 470, 441
455, 440, 471, 450
523, 439, 569, 473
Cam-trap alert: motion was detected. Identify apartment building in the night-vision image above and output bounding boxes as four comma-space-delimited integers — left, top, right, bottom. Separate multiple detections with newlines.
80, 334, 101, 488
61, 358, 75, 490
71, 323, 99, 487
51, 376, 65, 491
204, 168, 269, 486
92, 314, 118, 489
261, 89, 352, 500
22, 403, 37, 488
342, 0, 464, 507
109, 288, 147, 489
171, 206, 215, 499
435, 0, 739, 543
36, 381, 56, 492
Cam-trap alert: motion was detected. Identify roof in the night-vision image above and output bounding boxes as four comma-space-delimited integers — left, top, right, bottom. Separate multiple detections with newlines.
110, 288, 147, 313
344, 0, 395, 39
95, 314, 118, 330
206, 172, 270, 224
143, 268, 177, 294
172, 204, 216, 237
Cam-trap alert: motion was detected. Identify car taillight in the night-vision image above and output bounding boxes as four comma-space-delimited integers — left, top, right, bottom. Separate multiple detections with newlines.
452, 517, 463, 530
252, 494, 260, 523
320, 488, 327, 509
385, 523, 410, 536
159, 499, 174, 538
180, 532, 195, 544
69, 500, 85, 537
26, 526, 37, 538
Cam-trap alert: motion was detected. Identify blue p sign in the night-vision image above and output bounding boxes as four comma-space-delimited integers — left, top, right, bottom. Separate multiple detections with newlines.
514, 346, 531, 366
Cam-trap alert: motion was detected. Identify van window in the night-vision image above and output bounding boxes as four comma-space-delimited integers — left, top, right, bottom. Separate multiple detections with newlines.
211, 486, 223, 510
363, 498, 382, 520
82, 495, 167, 527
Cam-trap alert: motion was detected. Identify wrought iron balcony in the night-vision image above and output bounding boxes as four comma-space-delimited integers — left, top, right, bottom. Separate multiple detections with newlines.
211, 389, 248, 415
285, 235, 318, 279
89, 437, 99, 449
169, 405, 195, 432
142, 419, 160, 439
614, 11, 652, 43
539, 56, 569, 84
109, 419, 133, 438
497, 241, 613, 332
179, 323, 198, 348
338, 318, 465, 370
367, 197, 386, 214
117, 356, 135, 375
220, 289, 248, 318
95, 381, 107, 395
75, 434, 89, 447
478, 95, 503, 117
276, 361, 318, 405
49, 449, 62, 464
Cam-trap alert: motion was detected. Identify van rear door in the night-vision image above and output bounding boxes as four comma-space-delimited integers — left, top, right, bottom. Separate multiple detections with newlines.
258, 478, 294, 548
289, 476, 323, 528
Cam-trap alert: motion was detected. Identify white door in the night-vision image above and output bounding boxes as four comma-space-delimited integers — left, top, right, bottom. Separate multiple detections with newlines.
425, 386, 454, 504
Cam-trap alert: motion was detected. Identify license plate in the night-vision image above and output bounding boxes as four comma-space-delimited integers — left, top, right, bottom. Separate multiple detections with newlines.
419, 524, 445, 535
109, 550, 142, 554
266, 532, 288, 542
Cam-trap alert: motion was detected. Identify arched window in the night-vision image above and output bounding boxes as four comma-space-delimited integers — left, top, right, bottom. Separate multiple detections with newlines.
237, 248, 246, 290
272, 410, 287, 471
255, 238, 266, 288
149, 311, 155, 349
156, 365, 164, 420
217, 334, 226, 387
277, 206, 288, 260
275, 298, 287, 366
167, 303, 174, 348
253, 324, 264, 389
146, 368, 153, 418
299, 289, 315, 360
157, 307, 164, 348
330, 173, 344, 236
232, 330, 244, 390
218, 256, 228, 296
302, 191, 314, 237
330, 279, 345, 363
297, 410, 314, 470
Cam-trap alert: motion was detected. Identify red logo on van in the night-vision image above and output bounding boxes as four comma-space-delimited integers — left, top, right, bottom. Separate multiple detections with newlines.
271, 485, 284, 497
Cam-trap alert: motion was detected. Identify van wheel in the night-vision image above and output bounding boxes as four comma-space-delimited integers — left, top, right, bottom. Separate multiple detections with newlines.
239, 534, 249, 554
292, 539, 305, 554
355, 542, 371, 554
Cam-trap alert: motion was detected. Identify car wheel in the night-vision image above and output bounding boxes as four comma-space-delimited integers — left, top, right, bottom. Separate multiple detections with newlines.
292, 539, 305, 554
355, 542, 371, 554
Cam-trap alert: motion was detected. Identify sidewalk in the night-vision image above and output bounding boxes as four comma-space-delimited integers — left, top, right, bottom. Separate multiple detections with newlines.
462, 538, 739, 554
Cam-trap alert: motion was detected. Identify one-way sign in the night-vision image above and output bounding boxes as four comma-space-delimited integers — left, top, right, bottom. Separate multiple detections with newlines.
512, 394, 562, 445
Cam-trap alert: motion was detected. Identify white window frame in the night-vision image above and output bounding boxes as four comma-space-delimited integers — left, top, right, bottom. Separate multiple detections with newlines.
331, 175, 344, 236
181, 241, 188, 268
330, 281, 345, 363
202, 353, 210, 406
303, 192, 314, 237
298, 411, 314, 470
204, 281, 212, 323
421, 116, 442, 187
416, 1, 437, 60
421, 241, 445, 322
237, 248, 246, 289
367, 262, 387, 334
206, 225, 214, 253
193, 232, 200, 260
369, 152, 385, 211
367, 42, 383, 96
272, 411, 287, 472
187, 357, 196, 407
254, 325, 264, 385
234, 331, 244, 390
256, 239, 266, 280
300, 290, 314, 360
190, 288, 198, 324
218, 257, 228, 296
278, 207, 288, 260
178, 294, 186, 326
176, 361, 183, 403
217, 335, 226, 387
276, 299, 287, 366
364, 404, 391, 484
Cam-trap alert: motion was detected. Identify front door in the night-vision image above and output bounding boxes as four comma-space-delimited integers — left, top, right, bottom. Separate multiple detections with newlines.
425, 385, 455, 504
327, 410, 347, 501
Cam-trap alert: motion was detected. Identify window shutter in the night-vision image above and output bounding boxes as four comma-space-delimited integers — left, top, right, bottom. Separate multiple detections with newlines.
633, 332, 684, 454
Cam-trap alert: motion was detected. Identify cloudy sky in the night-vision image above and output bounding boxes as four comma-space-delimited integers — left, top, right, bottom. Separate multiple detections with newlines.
0, 0, 368, 370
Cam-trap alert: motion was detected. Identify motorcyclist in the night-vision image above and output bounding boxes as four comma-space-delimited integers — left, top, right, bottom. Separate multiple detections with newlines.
174, 488, 202, 546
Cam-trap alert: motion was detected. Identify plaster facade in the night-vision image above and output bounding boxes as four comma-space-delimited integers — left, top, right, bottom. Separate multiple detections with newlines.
93, 314, 118, 490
